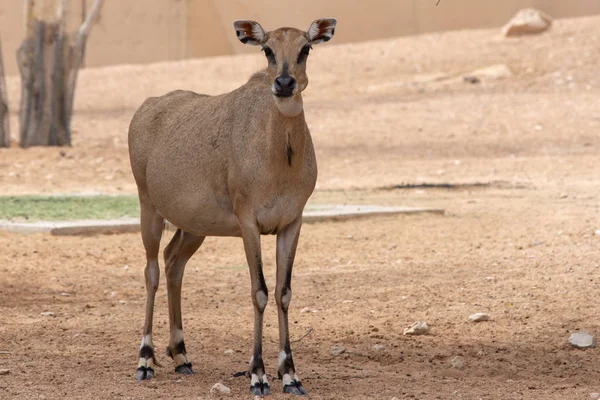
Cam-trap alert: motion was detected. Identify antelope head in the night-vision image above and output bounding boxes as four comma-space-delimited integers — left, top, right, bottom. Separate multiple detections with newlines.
233, 18, 337, 117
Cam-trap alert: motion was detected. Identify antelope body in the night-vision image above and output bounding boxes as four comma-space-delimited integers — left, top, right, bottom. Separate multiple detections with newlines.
128, 18, 337, 396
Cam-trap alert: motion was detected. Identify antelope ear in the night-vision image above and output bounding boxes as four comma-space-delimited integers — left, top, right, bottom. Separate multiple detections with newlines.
233, 20, 266, 46
307, 18, 337, 45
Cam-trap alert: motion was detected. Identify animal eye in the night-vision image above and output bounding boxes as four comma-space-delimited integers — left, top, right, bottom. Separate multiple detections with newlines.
297, 45, 311, 64
262, 46, 276, 65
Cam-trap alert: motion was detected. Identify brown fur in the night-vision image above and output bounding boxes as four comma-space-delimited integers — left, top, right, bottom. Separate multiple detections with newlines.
129, 18, 336, 395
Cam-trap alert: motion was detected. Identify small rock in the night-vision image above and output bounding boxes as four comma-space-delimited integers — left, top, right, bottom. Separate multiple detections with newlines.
559, 193, 568, 199
300, 307, 318, 313
59, 292, 71, 296
373, 344, 385, 351
469, 313, 490, 322
0, 369, 9, 375
342, 300, 354, 304
210, 382, 231, 395
40, 311, 56, 317
331, 345, 346, 356
223, 349, 235, 356
590, 393, 600, 400
503, 8, 552, 37
403, 321, 430, 336
594, 230, 600, 236
451, 356, 465, 369
569, 332, 596, 349
110, 291, 118, 298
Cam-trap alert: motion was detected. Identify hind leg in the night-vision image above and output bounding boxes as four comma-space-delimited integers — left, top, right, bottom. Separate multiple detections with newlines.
164, 229, 205, 374
136, 197, 164, 380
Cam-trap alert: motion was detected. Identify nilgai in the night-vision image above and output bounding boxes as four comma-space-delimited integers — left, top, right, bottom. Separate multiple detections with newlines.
128, 18, 337, 396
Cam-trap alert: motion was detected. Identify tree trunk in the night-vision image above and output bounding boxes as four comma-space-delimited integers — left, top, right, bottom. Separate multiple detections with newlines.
0, 36, 9, 147
17, 20, 69, 147
17, 0, 104, 148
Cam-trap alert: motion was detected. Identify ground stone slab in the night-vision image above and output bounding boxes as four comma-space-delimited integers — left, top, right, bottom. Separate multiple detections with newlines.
569, 332, 596, 349
0, 205, 444, 236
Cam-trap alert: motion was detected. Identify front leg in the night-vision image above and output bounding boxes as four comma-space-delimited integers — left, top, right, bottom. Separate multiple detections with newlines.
240, 221, 271, 396
275, 217, 307, 395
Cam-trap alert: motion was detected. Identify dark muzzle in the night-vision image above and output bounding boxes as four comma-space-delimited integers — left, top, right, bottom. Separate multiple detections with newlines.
273, 75, 296, 98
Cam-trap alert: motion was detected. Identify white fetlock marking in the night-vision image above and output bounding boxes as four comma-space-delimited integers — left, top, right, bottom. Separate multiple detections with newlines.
262, 374, 269, 386
140, 334, 153, 348
250, 373, 260, 386
278, 350, 288, 369
282, 373, 294, 386
294, 373, 300, 382
138, 357, 154, 369
172, 329, 184, 344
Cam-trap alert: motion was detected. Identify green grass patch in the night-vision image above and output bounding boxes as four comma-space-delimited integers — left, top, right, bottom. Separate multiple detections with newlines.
0, 195, 140, 221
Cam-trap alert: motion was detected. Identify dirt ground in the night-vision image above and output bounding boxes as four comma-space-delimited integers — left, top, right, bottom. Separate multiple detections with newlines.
1, 15, 600, 400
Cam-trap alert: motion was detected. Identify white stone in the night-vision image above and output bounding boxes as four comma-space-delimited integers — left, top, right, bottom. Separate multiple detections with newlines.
40, 311, 56, 317
210, 382, 231, 395
331, 345, 346, 356
110, 291, 118, 298
300, 307, 318, 313
503, 8, 553, 37
403, 321, 430, 336
223, 349, 235, 356
569, 332, 596, 349
373, 344, 385, 351
469, 313, 490, 322
594, 230, 600, 236
451, 356, 465, 369
464, 64, 513, 82
590, 393, 600, 400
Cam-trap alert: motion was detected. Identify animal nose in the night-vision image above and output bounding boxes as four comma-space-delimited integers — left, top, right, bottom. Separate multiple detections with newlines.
274, 75, 296, 97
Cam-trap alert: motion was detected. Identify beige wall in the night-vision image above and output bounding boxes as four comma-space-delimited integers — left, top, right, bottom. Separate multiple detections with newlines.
1, 0, 599, 76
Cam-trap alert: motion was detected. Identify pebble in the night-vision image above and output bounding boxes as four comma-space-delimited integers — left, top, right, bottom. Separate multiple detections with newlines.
210, 382, 231, 395
342, 300, 354, 304
590, 394, 600, 400
110, 291, 118, 298
223, 349, 235, 356
300, 307, 318, 313
403, 321, 430, 336
373, 344, 385, 351
451, 356, 465, 369
40, 311, 56, 317
0, 369, 9, 375
595, 230, 600, 236
469, 313, 490, 322
331, 345, 346, 356
569, 332, 596, 349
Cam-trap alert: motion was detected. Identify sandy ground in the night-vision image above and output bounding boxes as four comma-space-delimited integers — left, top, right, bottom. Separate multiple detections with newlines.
1, 15, 600, 399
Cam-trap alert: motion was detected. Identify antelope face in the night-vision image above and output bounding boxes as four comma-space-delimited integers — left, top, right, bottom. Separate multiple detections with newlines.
234, 18, 337, 111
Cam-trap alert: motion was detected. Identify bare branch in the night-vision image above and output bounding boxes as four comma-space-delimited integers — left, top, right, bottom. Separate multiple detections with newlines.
24, 0, 35, 38
78, 0, 104, 39
65, 0, 105, 133
56, 0, 68, 22
0, 36, 10, 147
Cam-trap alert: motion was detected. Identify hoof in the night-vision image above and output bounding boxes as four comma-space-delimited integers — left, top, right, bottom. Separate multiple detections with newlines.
136, 366, 154, 381
283, 381, 307, 396
175, 362, 195, 375
250, 382, 271, 397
